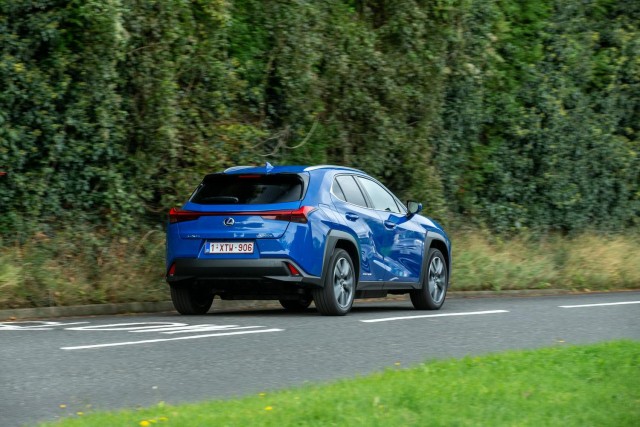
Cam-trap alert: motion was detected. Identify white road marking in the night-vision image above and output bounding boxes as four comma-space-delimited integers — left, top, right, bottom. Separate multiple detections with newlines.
133, 325, 264, 335
65, 322, 186, 331
0, 321, 89, 331
60, 328, 284, 350
559, 301, 640, 309
126, 324, 216, 333
66, 322, 267, 335
360, 310, 509, 323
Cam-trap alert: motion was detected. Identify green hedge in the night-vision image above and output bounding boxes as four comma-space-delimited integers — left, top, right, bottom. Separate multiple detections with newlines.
1, 0, 638, 238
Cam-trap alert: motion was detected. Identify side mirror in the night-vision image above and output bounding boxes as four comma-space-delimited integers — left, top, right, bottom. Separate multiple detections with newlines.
407, 200, 422, 216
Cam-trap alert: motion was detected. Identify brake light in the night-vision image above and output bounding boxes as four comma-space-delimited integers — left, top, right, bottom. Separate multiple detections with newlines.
168, 263, 176, 277
260, 206, 316, 223
169, 208, 201, 223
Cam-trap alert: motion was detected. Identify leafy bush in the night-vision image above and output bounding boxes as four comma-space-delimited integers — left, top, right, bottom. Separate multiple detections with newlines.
1, 0, 637, 238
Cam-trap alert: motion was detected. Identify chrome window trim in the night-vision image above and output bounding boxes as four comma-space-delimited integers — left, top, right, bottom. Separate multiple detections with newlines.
331, 174, 369, 209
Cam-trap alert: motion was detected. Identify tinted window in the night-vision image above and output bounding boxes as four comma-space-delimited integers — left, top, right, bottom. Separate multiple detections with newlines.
356, 177, 401, 213
335, 176, 367, 207
191, 174, 303, 205
332, 179, 346, 201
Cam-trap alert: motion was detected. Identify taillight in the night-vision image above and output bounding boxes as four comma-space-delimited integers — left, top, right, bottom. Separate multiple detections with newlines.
291, 206, 316, 223
169, 207, 201, 223
167, 263, 176, 277
260, 206, 316, 223
168, 206, 316, 223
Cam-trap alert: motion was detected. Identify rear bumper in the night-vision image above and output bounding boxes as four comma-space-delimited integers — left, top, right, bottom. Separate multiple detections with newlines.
166, 258, 322, 287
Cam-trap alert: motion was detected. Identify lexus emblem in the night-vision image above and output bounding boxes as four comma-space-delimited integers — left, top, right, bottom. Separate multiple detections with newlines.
223, 217, 235, 226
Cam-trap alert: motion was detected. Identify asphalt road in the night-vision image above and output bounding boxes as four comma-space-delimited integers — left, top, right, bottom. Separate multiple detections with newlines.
1, 292, 639, 427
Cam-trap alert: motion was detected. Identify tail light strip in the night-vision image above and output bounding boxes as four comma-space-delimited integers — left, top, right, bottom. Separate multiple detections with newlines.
169, 206, 316, 224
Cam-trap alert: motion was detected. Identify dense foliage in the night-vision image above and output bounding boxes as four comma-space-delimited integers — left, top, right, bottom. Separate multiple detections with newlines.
1, 0, 639, 237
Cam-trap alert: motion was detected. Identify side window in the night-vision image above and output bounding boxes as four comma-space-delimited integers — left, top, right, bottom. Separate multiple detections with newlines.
394, 197, 407, 214
335, 176, 368, 208
356, 177, 401, 213
331, 179, 346, 201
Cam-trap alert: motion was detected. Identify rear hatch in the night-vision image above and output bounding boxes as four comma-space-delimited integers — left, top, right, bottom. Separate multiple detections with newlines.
173, 173, 307, 240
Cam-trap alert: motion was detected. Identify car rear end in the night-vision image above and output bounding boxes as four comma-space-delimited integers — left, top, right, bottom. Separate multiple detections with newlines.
166, 168, 323, 309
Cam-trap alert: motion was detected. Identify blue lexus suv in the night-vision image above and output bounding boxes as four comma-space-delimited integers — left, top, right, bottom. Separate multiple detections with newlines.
166, 164, 451, 316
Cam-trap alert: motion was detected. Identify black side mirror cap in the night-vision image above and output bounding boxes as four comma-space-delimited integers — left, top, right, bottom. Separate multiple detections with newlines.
407, 200, 422, 216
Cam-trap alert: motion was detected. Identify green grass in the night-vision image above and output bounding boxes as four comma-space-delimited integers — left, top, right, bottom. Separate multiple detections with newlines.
40, 341, 640, 427
2, 230, 640, 310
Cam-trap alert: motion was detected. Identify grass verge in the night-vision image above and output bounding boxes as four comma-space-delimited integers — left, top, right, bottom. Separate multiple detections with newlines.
452, 231, 640, 291
1, 229, 639, 309
40, 340, 640, 426
0, 228, 168, 309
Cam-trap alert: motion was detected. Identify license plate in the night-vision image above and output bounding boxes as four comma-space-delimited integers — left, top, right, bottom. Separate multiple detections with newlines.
205, 242, 254, 254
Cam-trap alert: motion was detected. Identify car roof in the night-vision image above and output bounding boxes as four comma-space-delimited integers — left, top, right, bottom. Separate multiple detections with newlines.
223, 164, 365, 175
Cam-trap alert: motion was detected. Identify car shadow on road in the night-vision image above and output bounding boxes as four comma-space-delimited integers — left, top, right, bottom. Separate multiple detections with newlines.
164, 302, 416, 318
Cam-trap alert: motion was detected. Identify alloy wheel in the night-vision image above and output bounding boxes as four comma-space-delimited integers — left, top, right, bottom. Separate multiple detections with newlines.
428, 255, 446, 304
333, 257, 354, 309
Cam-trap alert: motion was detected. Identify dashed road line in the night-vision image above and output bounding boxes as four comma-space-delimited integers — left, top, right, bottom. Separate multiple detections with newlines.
60, 328, 284, 350
359, 309, 509, 323
559, 301, 640, 309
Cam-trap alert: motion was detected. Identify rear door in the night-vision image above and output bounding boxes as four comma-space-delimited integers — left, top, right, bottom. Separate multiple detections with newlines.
331, 175, 389, 285
355, 176, 425, 286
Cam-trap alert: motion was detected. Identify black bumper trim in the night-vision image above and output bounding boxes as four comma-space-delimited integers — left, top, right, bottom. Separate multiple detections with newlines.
167, 258, 322, 286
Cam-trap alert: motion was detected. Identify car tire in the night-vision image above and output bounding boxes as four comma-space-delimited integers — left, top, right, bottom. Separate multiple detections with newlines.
313, 248, 356, 316
410, 248, 448, 310
170, 283, 214, 315
279, 297, 313, 312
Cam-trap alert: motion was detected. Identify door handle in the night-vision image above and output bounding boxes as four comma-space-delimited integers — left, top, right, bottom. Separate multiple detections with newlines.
384, 220, 397, 229
345, 212, 359, 221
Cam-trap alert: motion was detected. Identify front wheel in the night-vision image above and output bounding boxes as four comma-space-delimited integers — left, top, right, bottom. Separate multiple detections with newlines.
170, 283, 214, 315
410, 248, 448, 310
313, 248, 356, 316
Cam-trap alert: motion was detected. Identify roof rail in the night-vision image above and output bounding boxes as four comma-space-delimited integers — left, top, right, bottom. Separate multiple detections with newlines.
304, 165, 364, 173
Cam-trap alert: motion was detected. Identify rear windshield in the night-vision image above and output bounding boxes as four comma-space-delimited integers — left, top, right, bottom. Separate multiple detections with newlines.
190, 174, 304, 205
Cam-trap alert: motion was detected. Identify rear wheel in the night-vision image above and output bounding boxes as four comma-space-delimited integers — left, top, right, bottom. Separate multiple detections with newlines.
170, 283, 214, 315
410, 248, 448, 310
279, 297, 313, 312
313, 248, 356, 316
